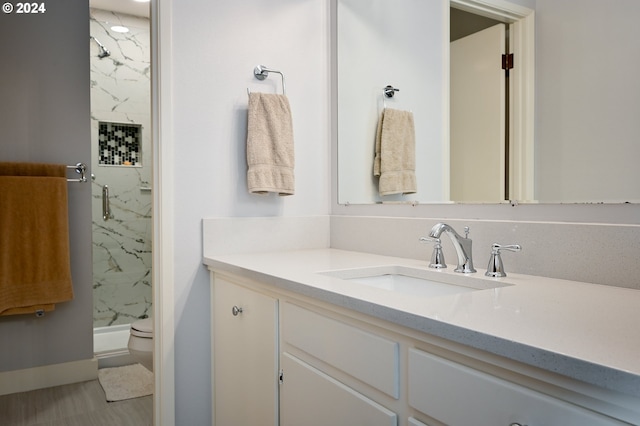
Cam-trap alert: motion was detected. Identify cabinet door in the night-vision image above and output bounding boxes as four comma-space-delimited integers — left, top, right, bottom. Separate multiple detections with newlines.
280, 352, 397, 426
213, 278, 278, 426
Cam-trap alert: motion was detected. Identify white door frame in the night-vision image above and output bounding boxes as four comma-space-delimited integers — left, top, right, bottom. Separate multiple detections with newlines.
449, 0, 535, 202
151, 0, 176, 424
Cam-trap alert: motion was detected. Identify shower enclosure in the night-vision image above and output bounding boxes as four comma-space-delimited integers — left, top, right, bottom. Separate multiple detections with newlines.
89, 7, 152, 357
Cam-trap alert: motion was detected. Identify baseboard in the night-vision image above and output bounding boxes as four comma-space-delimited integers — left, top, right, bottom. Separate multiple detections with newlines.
0, 357, 98, 396
96, 349, 135, 369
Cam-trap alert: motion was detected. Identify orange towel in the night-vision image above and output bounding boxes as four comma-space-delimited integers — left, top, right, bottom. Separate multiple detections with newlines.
0, 162, 74, 316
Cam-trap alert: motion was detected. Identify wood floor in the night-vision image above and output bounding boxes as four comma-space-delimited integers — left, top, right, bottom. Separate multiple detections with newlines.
0, 380, 152, 426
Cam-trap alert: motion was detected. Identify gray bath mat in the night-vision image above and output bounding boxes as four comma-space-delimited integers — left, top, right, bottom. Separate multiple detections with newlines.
98, 363, 153, 402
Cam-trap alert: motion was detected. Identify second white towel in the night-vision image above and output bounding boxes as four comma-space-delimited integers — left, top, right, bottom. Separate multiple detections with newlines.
374, 108, 417, 196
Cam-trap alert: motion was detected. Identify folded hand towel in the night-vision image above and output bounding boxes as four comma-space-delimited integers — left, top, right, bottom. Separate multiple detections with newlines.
0, 162, 74, 316
374, 108, 417, 196
246, 92, 295, 196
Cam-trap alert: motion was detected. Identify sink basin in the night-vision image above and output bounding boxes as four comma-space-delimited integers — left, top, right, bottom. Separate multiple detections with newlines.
319, 265, 512, 298
346, 274, 476, 298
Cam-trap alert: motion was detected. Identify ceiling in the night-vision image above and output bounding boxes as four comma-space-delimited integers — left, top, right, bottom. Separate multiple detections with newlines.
90, 0, 149, 17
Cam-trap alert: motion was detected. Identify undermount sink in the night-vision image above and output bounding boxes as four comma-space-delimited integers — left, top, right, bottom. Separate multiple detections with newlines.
319, 265, 512, 298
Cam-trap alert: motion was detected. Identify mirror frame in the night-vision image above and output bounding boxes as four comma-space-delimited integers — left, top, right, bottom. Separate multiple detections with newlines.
331, 0, 640, 224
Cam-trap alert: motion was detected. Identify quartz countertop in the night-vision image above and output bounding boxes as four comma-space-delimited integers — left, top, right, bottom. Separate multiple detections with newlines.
203, 248, 640, 397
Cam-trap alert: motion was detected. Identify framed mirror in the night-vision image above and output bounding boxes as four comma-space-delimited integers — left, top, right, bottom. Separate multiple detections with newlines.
336, 0, 640, 205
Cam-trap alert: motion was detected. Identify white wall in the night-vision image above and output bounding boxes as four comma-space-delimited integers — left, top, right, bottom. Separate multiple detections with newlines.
170, 0, 330, 423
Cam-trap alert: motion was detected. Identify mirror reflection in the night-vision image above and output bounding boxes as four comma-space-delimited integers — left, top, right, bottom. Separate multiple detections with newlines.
336, 0, 640, 205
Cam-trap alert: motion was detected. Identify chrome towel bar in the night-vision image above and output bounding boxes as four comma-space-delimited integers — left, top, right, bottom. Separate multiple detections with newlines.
67, 163, 88, 183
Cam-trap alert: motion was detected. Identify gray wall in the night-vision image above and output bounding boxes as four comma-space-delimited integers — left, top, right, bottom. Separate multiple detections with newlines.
0, 0, 93, 371
535, 0, 640, 202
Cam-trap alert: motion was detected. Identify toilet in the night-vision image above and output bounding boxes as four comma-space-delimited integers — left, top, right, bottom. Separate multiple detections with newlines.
127, 318, 153, 371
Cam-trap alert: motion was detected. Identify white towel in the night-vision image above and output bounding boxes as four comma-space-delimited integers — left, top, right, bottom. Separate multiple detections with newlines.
374, 108, 417, 196
246, 92, 295, 196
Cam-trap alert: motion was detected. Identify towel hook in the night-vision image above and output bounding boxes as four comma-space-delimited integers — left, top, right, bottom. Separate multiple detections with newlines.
251, 65, 286, 95
383, 85, 399, 98
383, 85, 399, 109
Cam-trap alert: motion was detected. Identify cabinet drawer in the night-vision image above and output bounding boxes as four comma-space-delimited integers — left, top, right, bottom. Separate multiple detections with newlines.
408, 348, 623, 426
281, 352, 397, 426
282, 302, 400, 398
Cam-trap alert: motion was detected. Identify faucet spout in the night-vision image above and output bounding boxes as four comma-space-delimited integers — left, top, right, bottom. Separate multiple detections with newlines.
428, 223, 476, 273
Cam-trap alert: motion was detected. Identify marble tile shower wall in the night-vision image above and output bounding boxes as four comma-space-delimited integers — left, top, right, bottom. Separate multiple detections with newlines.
90, 9, 151, 327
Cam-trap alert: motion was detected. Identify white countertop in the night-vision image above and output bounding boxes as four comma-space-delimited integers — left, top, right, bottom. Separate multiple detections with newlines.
203, 248, 640, 397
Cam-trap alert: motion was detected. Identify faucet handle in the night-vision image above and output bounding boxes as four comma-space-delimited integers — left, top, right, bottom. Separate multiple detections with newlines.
419, 236, 447, 269
492, 243, 521, 253
485, 243, 521, 277
464, 226, 470, 238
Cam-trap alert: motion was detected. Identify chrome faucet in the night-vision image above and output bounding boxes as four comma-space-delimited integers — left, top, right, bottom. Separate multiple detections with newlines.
485, 243, 521, 277
418, 236, 447, 269
428, 223, 476, 273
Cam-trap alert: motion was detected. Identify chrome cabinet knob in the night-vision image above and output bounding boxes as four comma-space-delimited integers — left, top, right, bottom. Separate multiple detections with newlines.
232, 306, 243, 316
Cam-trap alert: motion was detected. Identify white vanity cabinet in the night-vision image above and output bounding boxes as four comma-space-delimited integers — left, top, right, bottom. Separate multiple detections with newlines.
210, 270, 637, 426
211, 275, 279, 426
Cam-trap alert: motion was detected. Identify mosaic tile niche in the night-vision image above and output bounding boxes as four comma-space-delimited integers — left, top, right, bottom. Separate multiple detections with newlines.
98, 122, 142, 167
90, 9, 152, 327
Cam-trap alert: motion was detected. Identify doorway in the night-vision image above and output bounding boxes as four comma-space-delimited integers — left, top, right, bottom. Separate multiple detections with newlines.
450, 8, 506, 202
448, 0, 535, 203
89, 2, 152, 363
